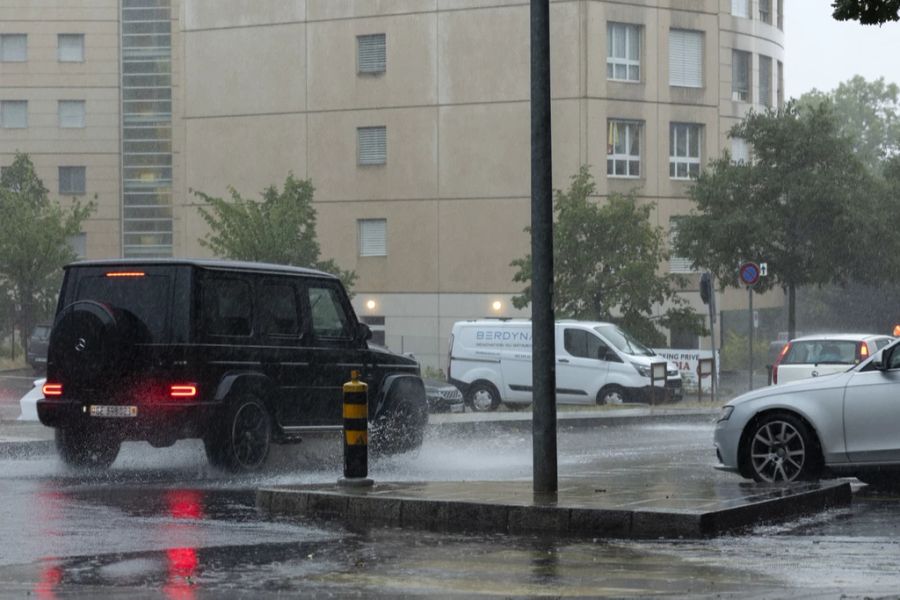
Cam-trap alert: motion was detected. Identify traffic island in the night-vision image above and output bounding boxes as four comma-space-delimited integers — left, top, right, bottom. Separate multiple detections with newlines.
257, 478, 851, 539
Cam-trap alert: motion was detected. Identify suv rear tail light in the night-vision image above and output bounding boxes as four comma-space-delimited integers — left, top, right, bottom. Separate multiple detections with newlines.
169, 384, 197, 399
857, 341, 869, 363
42, 382, 63, 397
772, 342, 791, 385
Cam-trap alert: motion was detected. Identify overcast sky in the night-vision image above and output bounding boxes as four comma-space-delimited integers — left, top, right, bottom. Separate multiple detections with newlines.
785, 2, 900, 99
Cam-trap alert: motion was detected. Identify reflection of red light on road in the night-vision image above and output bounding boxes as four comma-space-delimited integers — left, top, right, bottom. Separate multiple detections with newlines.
164, 547, 198, 600
166, 489, 203, 520
34, 560, 61, 600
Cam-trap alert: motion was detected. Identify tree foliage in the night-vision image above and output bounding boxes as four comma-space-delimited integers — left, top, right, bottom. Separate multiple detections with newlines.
798, 76, 900, 171
0, 153, 94, 352
511, 166, 705, 347
673, 103, 875, 338
194, 174, 356, 290
832, 0, 900, 24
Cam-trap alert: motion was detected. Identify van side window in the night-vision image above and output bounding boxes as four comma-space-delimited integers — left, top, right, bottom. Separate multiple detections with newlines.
307, 284, 352, 339
200, 276, 252, 337
258, 281, 301, 337
564, 329, 610, 360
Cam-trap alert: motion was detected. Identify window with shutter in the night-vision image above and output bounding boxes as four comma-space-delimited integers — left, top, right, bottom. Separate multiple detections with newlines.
358, 219, 387, 257
759, 55, 772, 107
731, 137, 750, 163
357, 33, 386, 74
59, 166, 87, 195
668, 218, 695, 274
358, 126, 387, 165
669, 29, 703, 88
1, 101, 27, 128
58, 34, 85, 62
59, 100, 86, 128
731, 0, 750, 18
0, 34, 26, 62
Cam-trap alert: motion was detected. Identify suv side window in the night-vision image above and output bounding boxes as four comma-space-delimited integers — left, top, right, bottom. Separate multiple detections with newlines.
564, 328, 610, 360
200, 275, 253, 337
258, 280, 301, 338
307, 284, 352, 340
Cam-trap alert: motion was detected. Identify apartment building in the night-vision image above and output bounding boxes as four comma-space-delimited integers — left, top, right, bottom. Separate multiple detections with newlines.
1, 1, 785, 369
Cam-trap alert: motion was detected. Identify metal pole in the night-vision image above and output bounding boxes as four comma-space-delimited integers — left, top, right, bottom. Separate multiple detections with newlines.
748, 287, 754, 391
530, 0, 557, 494
708, 275, 717, 403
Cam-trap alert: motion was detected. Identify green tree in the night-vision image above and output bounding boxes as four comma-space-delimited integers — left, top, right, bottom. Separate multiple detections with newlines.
511, 166, 705, 347
0, 152, 94, 353
194, 174, 356, 290
832, 0, 900, 24
674, 103, 874, 339
798, 76, 900, 172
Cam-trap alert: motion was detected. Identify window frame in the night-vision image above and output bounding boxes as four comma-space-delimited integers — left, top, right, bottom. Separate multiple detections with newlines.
668, 217, 696, 274
358, 218, 387, 257
0, 100, 28, 129
59, 166, 87, 196
58, 100, 86, 128
669, 123, 702, 180
731, 49, 751, 102
668, 29, 704, 89
607, 119, 642, 179
0, 34, 27, 62
758, 55, 772, 107
606, 22, 641, 83
357, 33, 386, 75
357, 126, 387, 166
58, 33, 85, 62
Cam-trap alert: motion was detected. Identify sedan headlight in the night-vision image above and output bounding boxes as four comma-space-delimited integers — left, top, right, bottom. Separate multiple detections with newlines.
717, 405, 734, 422
631, 362, 651, 378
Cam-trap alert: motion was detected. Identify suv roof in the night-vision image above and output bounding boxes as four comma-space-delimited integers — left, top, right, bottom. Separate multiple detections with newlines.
66, 258, 338, 280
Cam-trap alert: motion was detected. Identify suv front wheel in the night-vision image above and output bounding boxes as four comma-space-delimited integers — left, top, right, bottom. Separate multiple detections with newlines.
204, 393, 272, 473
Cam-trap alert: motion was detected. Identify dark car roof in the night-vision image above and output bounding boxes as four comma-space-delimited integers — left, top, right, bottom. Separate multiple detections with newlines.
65, 258, 338, 280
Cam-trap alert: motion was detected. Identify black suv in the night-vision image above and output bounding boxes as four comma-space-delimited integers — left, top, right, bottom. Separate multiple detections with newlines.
37, 259, 428, 471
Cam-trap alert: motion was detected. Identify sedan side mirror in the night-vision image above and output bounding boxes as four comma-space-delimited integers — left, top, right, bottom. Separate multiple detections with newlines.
874, 348, 891, 371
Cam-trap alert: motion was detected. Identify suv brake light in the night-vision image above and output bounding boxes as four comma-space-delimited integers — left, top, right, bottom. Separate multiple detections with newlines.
857, 341, 869, 363
42, 382, 63, 397
169, 384, 197, 399
105, 271, 145, 278
772, 342, 791, 385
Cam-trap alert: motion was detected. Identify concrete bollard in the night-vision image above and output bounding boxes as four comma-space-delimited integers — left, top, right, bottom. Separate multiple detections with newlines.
339, 370, 373, 487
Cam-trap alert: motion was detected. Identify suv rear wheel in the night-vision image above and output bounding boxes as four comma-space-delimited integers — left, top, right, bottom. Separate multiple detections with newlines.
55, 427, 120, 469
204, 393, 272, 473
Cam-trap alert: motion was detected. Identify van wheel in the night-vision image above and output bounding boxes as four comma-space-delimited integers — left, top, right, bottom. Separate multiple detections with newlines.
55, 428, 120, 469
205, 394, 272, 473
467, 382, 500, 412
597, 385, 627, 405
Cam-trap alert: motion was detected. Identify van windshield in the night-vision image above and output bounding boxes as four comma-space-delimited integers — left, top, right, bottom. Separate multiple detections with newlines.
594, 324, 655, 357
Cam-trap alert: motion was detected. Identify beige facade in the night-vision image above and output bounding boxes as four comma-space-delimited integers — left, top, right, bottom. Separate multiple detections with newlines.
2, 0, 786, 370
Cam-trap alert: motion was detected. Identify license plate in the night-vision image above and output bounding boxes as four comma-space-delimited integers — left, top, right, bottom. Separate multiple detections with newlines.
89, 405, 138, 418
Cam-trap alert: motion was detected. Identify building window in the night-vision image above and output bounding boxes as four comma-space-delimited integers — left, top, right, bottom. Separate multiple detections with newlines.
0, 100, 27, 128
731, 50, 751, 102
607, 23, 640, 82
759, 0, 772, 24
67, 233, 87, 259
670, 123, 702, 180
358, 126, 386, 165
358, 218, 387, 256
759, 55, 772, 107
777, 60, 784, 108
777, 0, 784, 29
0, 34, 26, 62
58, 34, 85, 62
59, 100, 86, 128
59, 166, 86, 195
357, 33, 386, 74
668, 217, 694, 274
731, 0, 750, 18
607, 120, 641, 178
669, 29, 703, 88
731, 137, 750, 163
361, 315, 386, 345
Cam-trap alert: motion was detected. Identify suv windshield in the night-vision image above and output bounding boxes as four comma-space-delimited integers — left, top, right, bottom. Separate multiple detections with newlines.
74, 274, 171, 342
594, 324, 655, 357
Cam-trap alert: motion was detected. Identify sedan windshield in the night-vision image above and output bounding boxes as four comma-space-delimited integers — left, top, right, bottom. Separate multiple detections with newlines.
594, 324, 655, 357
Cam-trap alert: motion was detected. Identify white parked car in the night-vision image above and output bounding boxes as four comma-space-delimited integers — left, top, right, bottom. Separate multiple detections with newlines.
715, 339, 900, 487
771, 333, 894, 385
18, 378, 45, 421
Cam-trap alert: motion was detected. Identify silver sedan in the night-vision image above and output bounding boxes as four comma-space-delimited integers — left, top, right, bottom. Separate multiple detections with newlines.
715, 341, 900, 487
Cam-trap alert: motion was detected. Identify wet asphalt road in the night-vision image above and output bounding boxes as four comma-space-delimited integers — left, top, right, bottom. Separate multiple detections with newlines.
1, 418, 900, 597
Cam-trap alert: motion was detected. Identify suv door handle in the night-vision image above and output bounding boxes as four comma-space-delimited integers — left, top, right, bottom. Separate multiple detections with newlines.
558, 358, 569, 363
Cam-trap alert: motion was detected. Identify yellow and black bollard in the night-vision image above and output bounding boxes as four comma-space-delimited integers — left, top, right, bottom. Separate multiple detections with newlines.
339, 370, 373, 487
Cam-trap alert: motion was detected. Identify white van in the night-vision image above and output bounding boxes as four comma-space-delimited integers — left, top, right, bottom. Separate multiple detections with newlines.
448, 320, 683, 411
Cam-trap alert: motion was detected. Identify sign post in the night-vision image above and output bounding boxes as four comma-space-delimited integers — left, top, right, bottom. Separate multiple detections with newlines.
650, 362, 667, 406
739, 262, 761, 391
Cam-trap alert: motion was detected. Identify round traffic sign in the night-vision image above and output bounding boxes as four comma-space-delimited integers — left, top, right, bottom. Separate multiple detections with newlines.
740, 262, 760, 286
